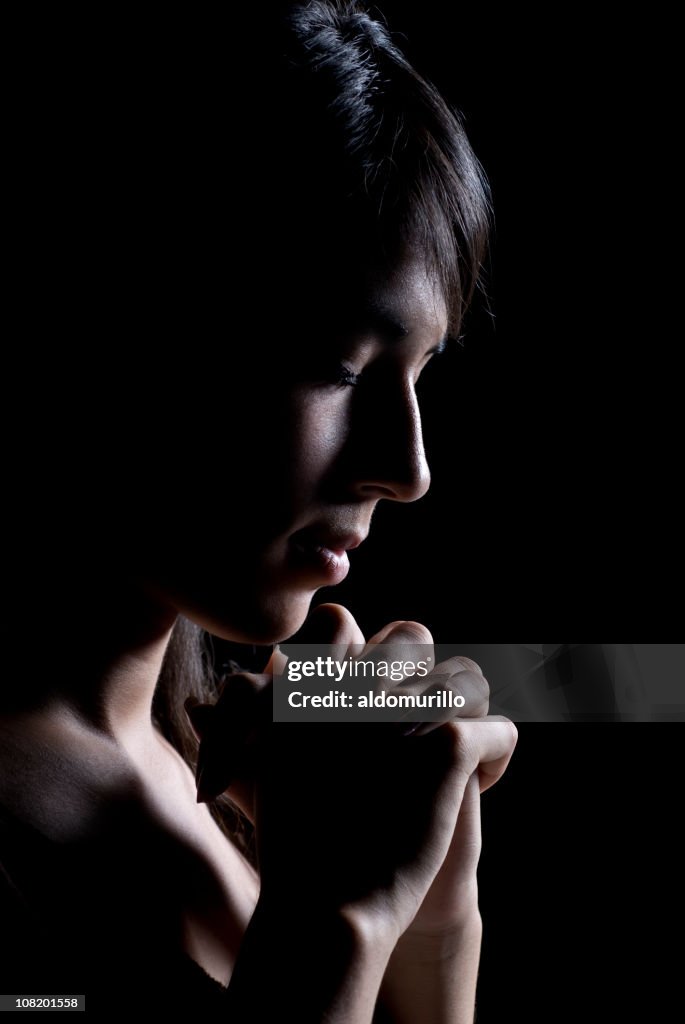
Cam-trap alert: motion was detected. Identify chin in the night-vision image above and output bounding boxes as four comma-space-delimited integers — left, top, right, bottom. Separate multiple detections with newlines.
185, 587, 316, 646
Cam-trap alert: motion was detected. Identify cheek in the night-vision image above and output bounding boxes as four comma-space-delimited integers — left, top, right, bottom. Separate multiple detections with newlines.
284, 392, 350, 495
137, 392, 352, 573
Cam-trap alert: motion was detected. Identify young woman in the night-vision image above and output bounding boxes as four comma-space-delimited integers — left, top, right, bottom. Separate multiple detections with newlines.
1, 3, 517, 1019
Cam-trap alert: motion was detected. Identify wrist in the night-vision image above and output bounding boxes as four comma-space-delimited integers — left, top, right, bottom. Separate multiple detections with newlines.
378, 913, 483, 1024
395, 908, 483, 961
404, 877, 480, 938
242, 895, 398, 1022
340, 903, 403, 963
257, 887, 403, 955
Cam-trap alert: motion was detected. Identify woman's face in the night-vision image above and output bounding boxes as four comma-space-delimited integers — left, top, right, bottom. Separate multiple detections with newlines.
136, 257, 448, 643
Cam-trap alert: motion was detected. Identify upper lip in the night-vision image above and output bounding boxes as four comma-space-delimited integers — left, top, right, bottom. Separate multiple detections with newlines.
291, 525, 367, 555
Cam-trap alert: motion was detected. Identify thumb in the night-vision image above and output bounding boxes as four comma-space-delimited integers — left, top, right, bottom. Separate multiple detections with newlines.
264, 646, 288, 676
292, 603, 366, 654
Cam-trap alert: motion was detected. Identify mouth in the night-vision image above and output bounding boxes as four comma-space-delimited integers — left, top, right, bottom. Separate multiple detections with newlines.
288, 526, 367, 585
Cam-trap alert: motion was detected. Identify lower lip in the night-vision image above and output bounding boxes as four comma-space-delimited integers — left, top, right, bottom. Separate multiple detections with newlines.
289, 542, 350, 584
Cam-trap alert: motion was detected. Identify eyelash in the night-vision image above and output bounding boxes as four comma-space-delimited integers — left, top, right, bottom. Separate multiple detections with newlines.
333, 363, 361, 388
327, 347, 447, 390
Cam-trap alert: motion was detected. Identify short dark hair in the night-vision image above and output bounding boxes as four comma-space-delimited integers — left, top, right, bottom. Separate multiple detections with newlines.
269, 0, 491, 335
93, 2, 488, 353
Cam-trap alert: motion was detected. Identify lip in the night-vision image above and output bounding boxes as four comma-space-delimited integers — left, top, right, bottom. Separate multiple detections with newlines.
288, 525, 367, 584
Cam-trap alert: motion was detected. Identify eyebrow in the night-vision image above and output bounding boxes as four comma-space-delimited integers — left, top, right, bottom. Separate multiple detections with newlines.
362, 302, 410, 342
351, 300, 449, 355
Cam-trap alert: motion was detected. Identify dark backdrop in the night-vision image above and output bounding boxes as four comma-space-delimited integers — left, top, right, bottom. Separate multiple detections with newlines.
213, 5, 681, 1017
10, 4, 679, 1018
329, 1, 678, 632
312, 6, 680, 1018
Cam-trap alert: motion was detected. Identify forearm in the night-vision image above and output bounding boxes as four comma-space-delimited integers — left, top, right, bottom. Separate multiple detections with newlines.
375, 908, 483, 1024
227, 897, 396, 1024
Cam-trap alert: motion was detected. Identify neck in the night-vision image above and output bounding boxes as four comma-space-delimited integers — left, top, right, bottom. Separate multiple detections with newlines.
5, 570, 178, 745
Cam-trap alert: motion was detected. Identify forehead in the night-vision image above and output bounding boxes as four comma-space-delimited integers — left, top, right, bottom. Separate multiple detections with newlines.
317, 255, 448, 347
364, 258, 448, 340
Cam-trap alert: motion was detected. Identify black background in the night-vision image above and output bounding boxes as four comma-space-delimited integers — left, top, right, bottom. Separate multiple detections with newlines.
319, 5, 681, 1018
7, 4, 681, 1017
329, 2, 680, 632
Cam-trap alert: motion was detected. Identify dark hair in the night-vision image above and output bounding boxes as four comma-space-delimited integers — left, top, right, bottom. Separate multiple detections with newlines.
153, 619, 253, 850
154, 0, 491, 845
267, 0, 491, 335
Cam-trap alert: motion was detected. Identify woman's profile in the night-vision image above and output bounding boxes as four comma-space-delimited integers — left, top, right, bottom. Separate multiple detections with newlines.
1, 2, 517, 1020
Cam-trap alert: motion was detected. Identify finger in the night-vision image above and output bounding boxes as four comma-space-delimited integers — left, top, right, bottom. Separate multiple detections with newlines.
264, 646, 289, 676
361, 620, 435, 690
366, 619, 434, 647
416, 716, 518, 793
403, 657, 489, 719
214, 671, 272, 722
293, 603, 366, 657
391, 669, 487, 731
437, 772, 483, 895
457, 717, 518, 792
391, 656, 488, 734
448, 656, 485, 677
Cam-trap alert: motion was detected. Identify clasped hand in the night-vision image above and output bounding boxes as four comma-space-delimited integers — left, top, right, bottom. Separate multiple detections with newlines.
186, 604, 517, 940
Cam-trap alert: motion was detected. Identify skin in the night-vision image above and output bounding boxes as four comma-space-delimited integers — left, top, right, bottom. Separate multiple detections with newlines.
132, 256, 443, 643
0, 257, 517, 1022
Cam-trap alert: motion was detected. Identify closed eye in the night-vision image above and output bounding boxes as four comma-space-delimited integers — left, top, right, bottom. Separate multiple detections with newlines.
334, 363, 361, 388
428, 337, 449, 359
419, 337, 449, 372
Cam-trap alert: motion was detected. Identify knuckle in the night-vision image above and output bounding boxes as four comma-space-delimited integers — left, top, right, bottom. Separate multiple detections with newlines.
455, 656, 484, 677
387, 620, 434, 645
307, 602, 358, 639
443, 659, 489, 698
474, 695, 490, 718
467, 669, 490, 700
217, 670, 267, 705
444, 720, 476, 766
449, 668, 489, 718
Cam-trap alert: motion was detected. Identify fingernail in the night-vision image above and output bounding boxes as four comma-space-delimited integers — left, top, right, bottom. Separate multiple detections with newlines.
412, 721, 440, 737
401, 722, 421, 737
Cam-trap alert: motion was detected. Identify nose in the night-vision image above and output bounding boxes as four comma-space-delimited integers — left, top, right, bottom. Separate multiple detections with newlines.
347, 376, 431, 503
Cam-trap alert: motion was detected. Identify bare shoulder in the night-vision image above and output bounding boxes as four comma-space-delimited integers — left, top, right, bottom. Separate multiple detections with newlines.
0, 708, 140, 843
0, 708, 258, 982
